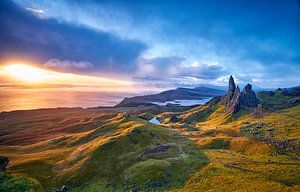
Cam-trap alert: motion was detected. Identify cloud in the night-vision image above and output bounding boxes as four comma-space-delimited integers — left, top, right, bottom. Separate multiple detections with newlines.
5, 0, 300, 88
177, 61, 224, 79
136, 56, 185, 78
0, 1, 146, 75
25, 7, 45, 18
44, 59, 93, 72
135, 56, 225, 86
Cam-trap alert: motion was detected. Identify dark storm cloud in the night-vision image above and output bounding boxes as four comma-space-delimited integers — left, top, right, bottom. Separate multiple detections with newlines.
0, 0, 146, 74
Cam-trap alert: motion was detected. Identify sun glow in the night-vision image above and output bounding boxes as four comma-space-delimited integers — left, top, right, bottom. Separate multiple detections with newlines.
0, 63, 142, 92
3, 64, 55, 82
0, 63, 166, 93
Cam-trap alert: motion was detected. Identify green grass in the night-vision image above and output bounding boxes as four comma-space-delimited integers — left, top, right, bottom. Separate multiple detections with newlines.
256, 90, 299, 110
174, 162, 300, 192
0, 172, 40, 192
1, 115, 209, 192
241, 105, 300, 155
168, 95, 300, 192
67, 119, 208, 191
198, 138, 230, 149
181, 104, 219, 124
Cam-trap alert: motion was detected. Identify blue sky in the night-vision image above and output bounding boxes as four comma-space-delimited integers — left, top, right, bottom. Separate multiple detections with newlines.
1, 0, 300, 88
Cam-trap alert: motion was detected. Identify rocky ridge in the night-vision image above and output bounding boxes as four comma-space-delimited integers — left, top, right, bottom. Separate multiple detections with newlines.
222, 75, 259, 113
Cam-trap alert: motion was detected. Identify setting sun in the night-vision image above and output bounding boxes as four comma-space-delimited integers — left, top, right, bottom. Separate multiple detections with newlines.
0, 63, 139, 92
3, 64, 54, 82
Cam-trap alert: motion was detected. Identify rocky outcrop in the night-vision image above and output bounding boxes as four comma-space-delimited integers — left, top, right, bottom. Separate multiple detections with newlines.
0, 156, 9, 171
56, 185, 68, 192
252, 104, 264, 118
169, 115, 182, 123
225, 86, 241, 113
276, 88, 289, 96
207, 96, 222, 107
240, 84, 259, 107
222, 76, 259, 113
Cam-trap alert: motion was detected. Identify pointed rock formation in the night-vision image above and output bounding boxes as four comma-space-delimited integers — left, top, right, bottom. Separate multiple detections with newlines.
222, 76, 259, 114
240, 84, 259, 107
222, 75, 236, 104
228, 75, 236, 100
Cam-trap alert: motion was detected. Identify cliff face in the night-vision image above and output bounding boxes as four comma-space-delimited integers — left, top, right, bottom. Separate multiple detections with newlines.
222, 76, 259, 113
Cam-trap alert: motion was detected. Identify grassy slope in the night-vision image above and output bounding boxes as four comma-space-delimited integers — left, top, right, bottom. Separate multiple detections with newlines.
0, 111, 208, 192
0, 172, 40, 192
166, 94, 300, 191
257, 90, 300, 110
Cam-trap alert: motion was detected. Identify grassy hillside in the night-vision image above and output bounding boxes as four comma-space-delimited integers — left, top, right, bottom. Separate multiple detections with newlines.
0, 89, 299, 191
171, 106, 300, 192
0, 172, 40, 192
0, 110, 208, 191
163, 91, 300, 191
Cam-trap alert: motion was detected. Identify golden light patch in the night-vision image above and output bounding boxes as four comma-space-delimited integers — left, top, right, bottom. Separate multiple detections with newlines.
0, 63, 137, 92
3, 64, 54, 82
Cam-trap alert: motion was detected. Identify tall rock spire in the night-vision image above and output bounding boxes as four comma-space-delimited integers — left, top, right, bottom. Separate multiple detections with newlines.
222, 75, 236, 104
228, 75, 236, 97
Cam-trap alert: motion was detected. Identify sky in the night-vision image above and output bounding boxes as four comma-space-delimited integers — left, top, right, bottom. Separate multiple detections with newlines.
0, 0, 300, 89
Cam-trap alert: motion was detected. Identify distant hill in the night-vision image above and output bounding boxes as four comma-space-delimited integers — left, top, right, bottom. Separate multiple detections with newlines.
116, 87, 225, 107
256, 85, 300, 110
287, 86, 300, 96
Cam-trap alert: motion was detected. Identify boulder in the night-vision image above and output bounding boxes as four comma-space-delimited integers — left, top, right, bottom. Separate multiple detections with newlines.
56, 185, 68, 192
169, 115, 182, 123
293, 98, 300, 106
0, 156, 9, 171
207, 96, 222, 107
252, 104, 264, 118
